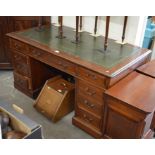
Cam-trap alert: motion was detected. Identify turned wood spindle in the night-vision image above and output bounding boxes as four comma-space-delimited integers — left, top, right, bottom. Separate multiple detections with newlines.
76, 16, 79, 43
104, 16, 110, 51
58, 16, 61, 26
36, 16, 44, 31
59, 16, 63, 38
122, 16, 128, 43
94, 16, 98, 35
80, 16, 82, 31
56, 16, 65, 39
38, 16, 43, 29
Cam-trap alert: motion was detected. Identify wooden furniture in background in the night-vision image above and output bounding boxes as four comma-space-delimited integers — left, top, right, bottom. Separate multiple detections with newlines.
8, 16, 51, 31
7, 25, 151, 138
104, 71, 155, 138
34, 76, 75, 122
136, 59, 155, 135
0, 17, 12, 69
136, 59, 155, 78
0, 16, 51, 69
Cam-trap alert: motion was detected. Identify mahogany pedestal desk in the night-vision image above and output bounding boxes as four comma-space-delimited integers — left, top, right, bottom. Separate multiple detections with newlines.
7, 25, 151, 138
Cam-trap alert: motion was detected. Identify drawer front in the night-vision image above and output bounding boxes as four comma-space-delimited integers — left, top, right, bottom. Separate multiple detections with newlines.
10, 39, 28, 53
46, 55, 76, 76
13, 51, 30, 77
29, 46, 46, 59
14, 72, 32, 90
78, 66, 107, 89
77, 94, 103, 117
76, 107, 102, 130
77, 79, 104, 105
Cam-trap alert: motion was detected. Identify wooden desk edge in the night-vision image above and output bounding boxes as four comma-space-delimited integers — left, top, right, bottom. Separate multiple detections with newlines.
6, 32, 151, 78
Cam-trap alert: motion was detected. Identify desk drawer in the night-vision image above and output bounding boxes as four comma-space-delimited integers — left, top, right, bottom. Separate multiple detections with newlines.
50, 55, 76, 76
10, 39, 28, 53
76, 107, 102, 130
77, 79, 104, 105
29, 46, 46, 59
13, 51, 31, 77
77, 94, 103, 117
78, 66, 107, 89
14, 72, 32, 90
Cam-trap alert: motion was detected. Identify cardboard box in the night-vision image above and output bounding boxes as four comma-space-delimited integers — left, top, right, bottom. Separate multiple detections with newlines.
34, 76, 75, 122
0, 101, 43, 139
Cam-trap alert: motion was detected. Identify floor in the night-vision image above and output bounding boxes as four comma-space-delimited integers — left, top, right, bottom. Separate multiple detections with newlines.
0, 70, 92, 139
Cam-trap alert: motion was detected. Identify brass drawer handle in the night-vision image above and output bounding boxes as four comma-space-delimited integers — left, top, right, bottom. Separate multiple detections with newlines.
31, 49, 42, 57
60, 82, 68, 89
85, 87, 96, 96
58, 61, 68, 69
84, 100, 95, 108
86, 73, 97, 80
83, 114, 93, 123
14, 43, 21, 50
14, 55, 21, 61
60, 82, 66, 87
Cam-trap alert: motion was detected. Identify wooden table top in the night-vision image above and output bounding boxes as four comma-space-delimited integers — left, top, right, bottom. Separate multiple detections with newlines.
7, 25, 151, 77
105, 71, 155, 113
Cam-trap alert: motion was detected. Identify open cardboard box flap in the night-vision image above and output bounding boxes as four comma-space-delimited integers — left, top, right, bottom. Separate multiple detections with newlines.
0, 101, 43, 138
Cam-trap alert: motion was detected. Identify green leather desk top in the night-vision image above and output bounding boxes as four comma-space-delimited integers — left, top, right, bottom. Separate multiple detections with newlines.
16, 25, 143, 69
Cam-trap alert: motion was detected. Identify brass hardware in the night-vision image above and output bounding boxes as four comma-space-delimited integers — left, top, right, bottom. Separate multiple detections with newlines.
60, 82, 67, 87
84, 100, 88, 104
47, 86, 51, 90
58, 61, 68, 69
57, 89, 62, 93
14, 43, 20, 49
84, 100, 95, 108
32, 50, 41, 57
90, 104, 95, 108
83, 114, 93, 122
86, 72, 97, 80
85, 87, 96, 96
